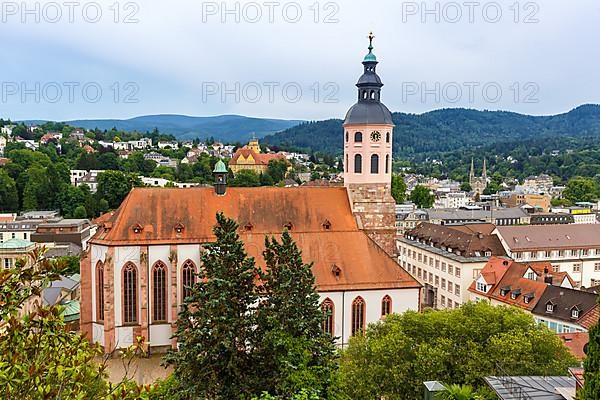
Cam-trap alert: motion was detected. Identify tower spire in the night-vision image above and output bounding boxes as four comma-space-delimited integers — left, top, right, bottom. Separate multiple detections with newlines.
470, 158, 475, 182
368, 31, 375, 53
482, 158, 488, 180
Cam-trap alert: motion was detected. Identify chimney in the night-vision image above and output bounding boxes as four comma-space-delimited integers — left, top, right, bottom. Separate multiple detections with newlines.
544, 267, 553, 285
213, 159, 228, 196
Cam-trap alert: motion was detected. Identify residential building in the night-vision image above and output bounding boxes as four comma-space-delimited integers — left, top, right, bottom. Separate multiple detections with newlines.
398, 223, 506, 309
31, 219, 96, 257
0, 211, 61, 242
427, 207, 530, 226
395, 203, 427, 234
470, 257, 598, 334
81, 39, 421, 352
1, 125, 15, 136
495, 224, 600, 288
529, 212, 575, 225
158, 141, 179, 150
523, 174, 554, 194
0, 239, 36, 269
228, 138, 287, 175
551, 206, 598, 224
0, 136, 6, 156
558, 332, 589, 360
433, 192, 470, 209
502, 193, 551, 212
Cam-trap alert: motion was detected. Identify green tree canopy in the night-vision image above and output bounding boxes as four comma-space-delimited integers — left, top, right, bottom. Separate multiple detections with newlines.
96, 171, 134, 209
410, 184, 435, 208
582, 301, 600, 399
0, 169, 19, 212
391, 175, 407, 204
563, 176, 599, 203
338, 302, 576, 400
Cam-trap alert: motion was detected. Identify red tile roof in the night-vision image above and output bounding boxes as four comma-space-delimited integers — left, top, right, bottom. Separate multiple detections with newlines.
558, 332, 589, 359
468, 257, 562, 311
91, 187, 420, 292
578, 304, 600, 330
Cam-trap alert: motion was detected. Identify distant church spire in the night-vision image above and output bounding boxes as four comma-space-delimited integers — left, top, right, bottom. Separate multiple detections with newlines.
470, 158, 475, 181
482, 158, 488, 180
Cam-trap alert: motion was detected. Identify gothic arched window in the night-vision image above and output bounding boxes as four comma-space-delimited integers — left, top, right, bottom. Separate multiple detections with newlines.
182, 260, 197, 301
96, 261, 104, 322
354, 132, 363, 143
321, 298, 334, 336
381, 295, 392, 317
123, 263, 138, 324
345, 155, 348, 173
354, 154, 362, 173
371, 154, 379, 174
152, 261, 167, 322
386, 155, 390, 174
351, 296, 366, 336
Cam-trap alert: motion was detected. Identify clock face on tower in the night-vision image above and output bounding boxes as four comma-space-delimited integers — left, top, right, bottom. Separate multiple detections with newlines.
370, 131, 381, 142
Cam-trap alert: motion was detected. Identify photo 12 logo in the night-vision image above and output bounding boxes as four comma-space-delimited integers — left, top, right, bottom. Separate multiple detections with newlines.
201, 1, 339, 23
401, 2, 540, 23
1, 82, 140, 104
0, 2, 140, 24
201, 82, 339, 104
401, 81, 540, 104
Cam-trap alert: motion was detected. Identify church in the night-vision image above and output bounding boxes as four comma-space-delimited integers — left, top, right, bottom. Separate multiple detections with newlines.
80, 35, 421, 350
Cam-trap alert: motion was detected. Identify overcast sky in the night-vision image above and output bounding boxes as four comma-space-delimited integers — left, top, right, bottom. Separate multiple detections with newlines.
1, 0, 598, 121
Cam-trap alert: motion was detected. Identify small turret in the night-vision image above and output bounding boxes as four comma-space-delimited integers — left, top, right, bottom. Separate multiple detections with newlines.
213, 160, 228, 196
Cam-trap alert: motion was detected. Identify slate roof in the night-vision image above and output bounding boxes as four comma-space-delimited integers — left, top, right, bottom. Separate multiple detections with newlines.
531, 285, 599, 328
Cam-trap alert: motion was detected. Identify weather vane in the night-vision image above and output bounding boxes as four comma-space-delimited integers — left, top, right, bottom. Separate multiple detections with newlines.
368, 31, 375, 52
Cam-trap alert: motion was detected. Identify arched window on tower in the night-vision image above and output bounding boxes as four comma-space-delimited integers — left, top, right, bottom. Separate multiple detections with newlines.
321, 298, 334, 336
354, 154, 362, 173
182, 260, 197, 301
381, 295, 392, 317
345, 131, 348, 142
362, 91, 368, 100
152, 261, 167, 322
122, 263, 138, 324
386, 132, 390, 143
351, 296, 366, 336
345, 155, 348, 173
386, 155, 390, 174
354, 132, 363, 143
370, 90, 375, 100
371, 154, 379, 174
96, 261, 104, 322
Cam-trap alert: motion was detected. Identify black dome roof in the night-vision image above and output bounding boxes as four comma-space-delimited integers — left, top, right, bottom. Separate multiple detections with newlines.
344, 101, 393, 125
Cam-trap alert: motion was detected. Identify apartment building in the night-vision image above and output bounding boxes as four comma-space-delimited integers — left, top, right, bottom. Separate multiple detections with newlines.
398, 223, 506, 309
495, 225, 600, 288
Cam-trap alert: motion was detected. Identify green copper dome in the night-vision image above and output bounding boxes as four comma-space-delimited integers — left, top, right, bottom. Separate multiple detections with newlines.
363, 52, 377, 62
213, 160, 228, 173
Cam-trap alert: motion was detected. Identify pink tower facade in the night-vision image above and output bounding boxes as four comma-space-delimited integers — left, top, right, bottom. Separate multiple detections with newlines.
343, 34, 397, 256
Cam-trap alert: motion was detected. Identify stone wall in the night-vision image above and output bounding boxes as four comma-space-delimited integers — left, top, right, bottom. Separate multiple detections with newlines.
347, 183, 397, 256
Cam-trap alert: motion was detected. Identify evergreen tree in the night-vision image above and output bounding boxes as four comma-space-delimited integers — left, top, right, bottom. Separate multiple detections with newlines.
0, 170, 19, 212
165, 213, 262, 399
256, 231, 338, 398
582, 302, 600, 399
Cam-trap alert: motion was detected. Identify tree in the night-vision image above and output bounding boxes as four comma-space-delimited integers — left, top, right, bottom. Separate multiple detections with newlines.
410, 185, 435, 208
460, 182, 472, 192
0, 169, 19, 212
563, 176, 599, 204
22, 164, 50, 211
436, 384, 485, 400
267, 159, 289, 184
256, 231, 338, 398
338, 302, 576, 400
230, 169, 261, 187
391, 175, 407, 204
582, 302, 600, 399
0, 249, 156, 399
165, 213, 263, 399
73, 205, 88, 218
96, 171, 133, 209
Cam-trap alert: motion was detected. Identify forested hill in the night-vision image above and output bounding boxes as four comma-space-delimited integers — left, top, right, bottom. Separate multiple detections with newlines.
263, 105, 600, 157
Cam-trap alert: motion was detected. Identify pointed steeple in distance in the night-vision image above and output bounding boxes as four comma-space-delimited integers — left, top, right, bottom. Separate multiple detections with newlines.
482, 158, 488, 180
470, 158, 475, 182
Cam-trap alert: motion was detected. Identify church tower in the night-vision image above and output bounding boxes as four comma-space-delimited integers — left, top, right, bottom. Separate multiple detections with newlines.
344, 33, 397, 256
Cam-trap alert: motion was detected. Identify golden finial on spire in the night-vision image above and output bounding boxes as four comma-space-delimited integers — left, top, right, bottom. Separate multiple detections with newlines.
367, 31, 375, 52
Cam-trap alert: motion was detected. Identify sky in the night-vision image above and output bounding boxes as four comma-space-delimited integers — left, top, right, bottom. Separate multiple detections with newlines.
0, 0, 599, 121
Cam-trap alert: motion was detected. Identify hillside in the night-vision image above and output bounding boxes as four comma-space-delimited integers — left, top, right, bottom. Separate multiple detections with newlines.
263, 105, 600, 156
22, 114, 303, 143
